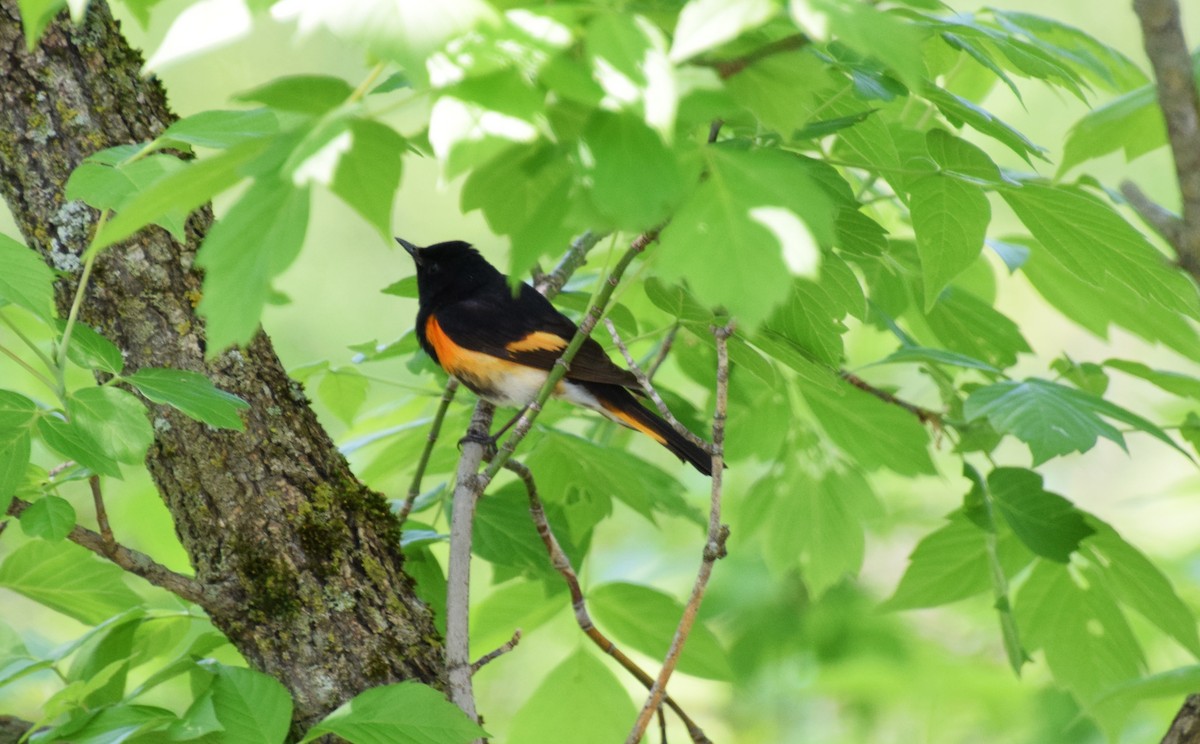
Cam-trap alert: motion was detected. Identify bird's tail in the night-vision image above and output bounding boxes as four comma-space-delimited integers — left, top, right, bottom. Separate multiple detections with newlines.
590, 384, 714, 476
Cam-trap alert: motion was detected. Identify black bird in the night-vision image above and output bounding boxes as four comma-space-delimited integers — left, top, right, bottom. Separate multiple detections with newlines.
399, 237, 712, 476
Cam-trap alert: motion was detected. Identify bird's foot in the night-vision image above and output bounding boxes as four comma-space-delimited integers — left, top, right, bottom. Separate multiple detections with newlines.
458, 430, 498, 461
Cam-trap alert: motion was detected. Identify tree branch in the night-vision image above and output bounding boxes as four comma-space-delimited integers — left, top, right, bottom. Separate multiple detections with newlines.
1131, 0, 1200, 275
627, 323, 733, 744
840, 370, 942, 427
695, 33, 810, 79
1121, 180, 1186, 249
502, 459, 711, 743
399, 378, 459, 524
1163, 694, 1200, 744
6, 497, 221, 610
604, 318, 713, 453
470, 629, 522, 674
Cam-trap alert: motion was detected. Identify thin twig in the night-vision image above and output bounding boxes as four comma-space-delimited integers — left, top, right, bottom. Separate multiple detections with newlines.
399, 379, 459, 524
644, 324, 679, 382
604, 318, 712, 454
627, 322, 734, 744
444, 402, 495, 726
6, 497, 218, 609
694, 33, 810, 79
1131, 0, 1200, 276
1121, 180, 1186, 249
470, 629, 522, 674
479, 231, 659, 486
89, 475, 115, 555
503, 459, 711, 743
840, 370, 942, 427
535, 231, 608, 297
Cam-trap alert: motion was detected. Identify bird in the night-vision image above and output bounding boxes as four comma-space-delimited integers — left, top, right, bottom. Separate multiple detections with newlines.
398, 237, 713, 476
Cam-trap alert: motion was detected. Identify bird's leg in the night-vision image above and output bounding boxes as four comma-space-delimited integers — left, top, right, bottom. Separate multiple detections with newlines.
457, 404, 530, 460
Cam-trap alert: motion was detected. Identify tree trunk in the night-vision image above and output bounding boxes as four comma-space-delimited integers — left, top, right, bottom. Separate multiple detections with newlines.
0, 2, 444, 734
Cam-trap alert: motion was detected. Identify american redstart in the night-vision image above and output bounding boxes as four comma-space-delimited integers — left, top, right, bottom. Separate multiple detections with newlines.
399, 237, 713, 476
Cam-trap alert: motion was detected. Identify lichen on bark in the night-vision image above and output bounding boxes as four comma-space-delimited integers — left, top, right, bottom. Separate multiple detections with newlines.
0, 1, 444, 734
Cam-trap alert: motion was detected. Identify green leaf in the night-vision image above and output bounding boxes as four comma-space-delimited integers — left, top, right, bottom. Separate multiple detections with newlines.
300, 681, 487, 744
965, 378, 1187, 464
1060, 85, 1161, 174
66, 154, 189, 239
1015, 560, 1143, 702
318, 368, 368, 425
924, 287, 1030, 370
656, 146, 833, 328
44, 704, 176, 744
1051, 356, 1109, 396
272, 0, 498, 88
235, 75, 354, 114
0, 426, 31, 510
1003, 183, 1200, 320
725, 50, 836, 137
16, 0, 66, 49
882, 510, 1033, 611
59, 320, 125, 375
0, 390, 37, 428
37, 416, 123, 478
68, 387, 154, 464
813, 0, 927, 91
763, 276, 850, 366
126, 367, 249, 430
0, 540, 141, 624
196, 178, 310, 351
460, 142, 576, 279
989, 10, 1147, 92
509, 648, 635, 744
209, 664, 293, 744
331, 119, 405, 238
0, 233, 55, 320
470, 581, 563, 657
1091, 666, 1200, 711
95, 137, 273, 251
923, 84, 1047, 163
580, 111, 684, 231
987, 468, 1092, 563
910, 174, 990, 309
1103, 359, 1200, 400
527, 432, 699, 529
925, 129, 1005, 185
590, 582, 731, 680
160, 108, 282, 150
1019, 234, 1200, 361
802, 382, 935, 475
473, 483, 572, 580
668, 0, 777, 62
1083, 518, 1200, 657
877, 345, 1002, 374
18, 494, 76, 541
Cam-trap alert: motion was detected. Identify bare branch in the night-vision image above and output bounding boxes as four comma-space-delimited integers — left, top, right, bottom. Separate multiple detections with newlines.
471, 629, 522, 674
442, 232, 608, 728
444, 402, 495, 726
89, 475, 115, 554
604, 318, 713, 454
644, 324, 679, 382
502, 459, 712, 743
7, 497, 219, 610
627, 322, 734, 744
399, 379, 459, 524
1121, 180, 1186, 249
1132, 0, 1200, 272
694, 34, 810, 79
840, 370, 942, 427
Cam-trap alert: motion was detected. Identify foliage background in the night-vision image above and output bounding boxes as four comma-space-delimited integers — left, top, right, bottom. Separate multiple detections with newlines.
3, 1, 1200, 742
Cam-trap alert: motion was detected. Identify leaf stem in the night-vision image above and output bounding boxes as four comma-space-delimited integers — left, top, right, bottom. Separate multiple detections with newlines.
0, 310, 55, 372
348, 62, 387, 104
0, 339, 57, 393
57, 210, 109, 370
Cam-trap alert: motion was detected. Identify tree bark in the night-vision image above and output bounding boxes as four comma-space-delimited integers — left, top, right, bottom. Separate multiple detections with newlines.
0, 2, 444, 734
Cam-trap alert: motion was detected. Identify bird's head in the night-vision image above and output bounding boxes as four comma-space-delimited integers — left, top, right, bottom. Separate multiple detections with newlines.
397, 237, 502, 306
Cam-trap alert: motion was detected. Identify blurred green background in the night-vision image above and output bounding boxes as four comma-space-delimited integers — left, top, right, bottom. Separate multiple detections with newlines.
3, 1, 1200, 742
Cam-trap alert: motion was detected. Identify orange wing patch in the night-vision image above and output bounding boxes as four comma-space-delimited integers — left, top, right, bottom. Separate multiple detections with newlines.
506, 331, 568, 353
425, 315, 551, 407
425, 315, 467, 370
600, 400, 667, 445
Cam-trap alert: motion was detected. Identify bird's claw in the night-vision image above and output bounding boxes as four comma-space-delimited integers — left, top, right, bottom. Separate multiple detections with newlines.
458, 430, 498, 460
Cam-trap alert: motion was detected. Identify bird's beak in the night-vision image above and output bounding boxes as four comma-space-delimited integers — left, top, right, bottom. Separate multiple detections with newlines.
396, 237, 422, 265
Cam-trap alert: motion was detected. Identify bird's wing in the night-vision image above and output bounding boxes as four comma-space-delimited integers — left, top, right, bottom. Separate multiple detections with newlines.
432, 286, 640, 389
